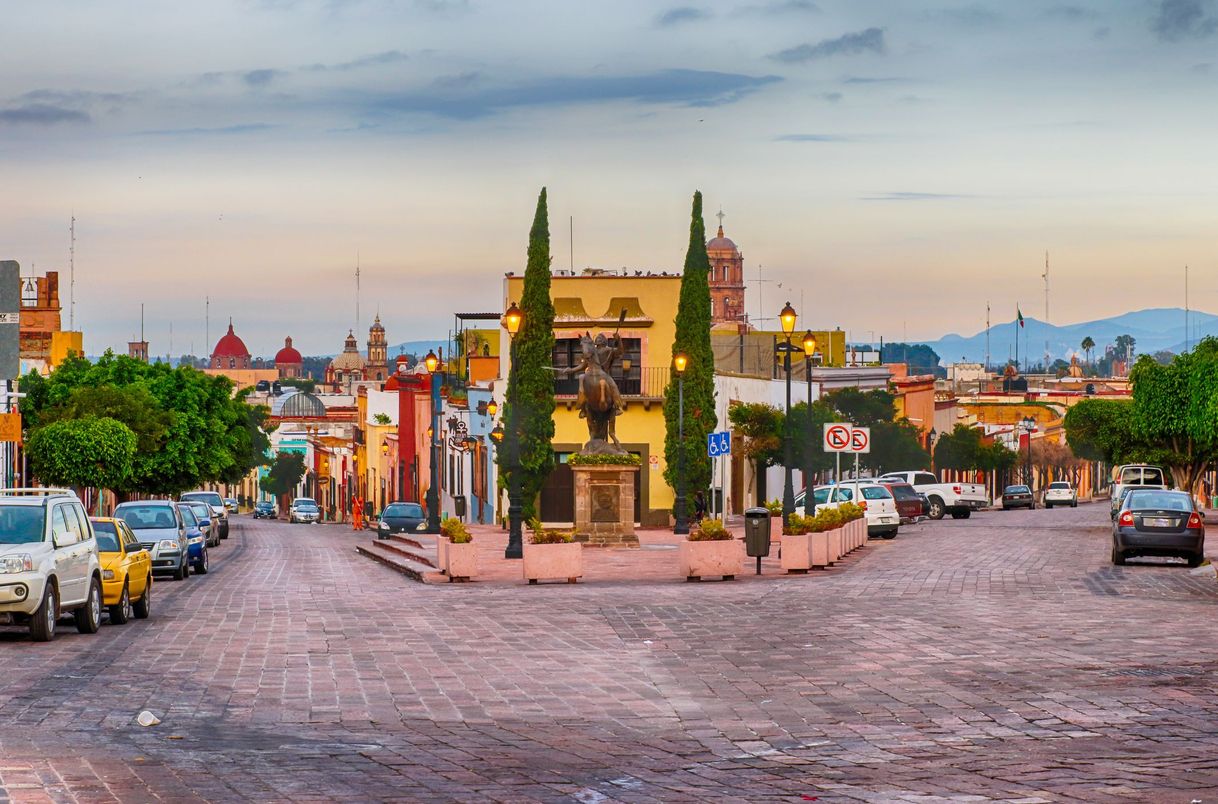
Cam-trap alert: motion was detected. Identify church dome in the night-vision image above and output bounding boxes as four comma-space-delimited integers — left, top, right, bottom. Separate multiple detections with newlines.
706, 225, 739, 254
211, 322, 251, 359
272, 389, 327, 418
370, 315, 384, 334
275, 336, 302, 365
330, 330, 367, 371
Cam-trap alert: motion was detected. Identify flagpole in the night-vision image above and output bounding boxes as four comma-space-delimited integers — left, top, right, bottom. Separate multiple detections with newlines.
1015, 305, 1019, 372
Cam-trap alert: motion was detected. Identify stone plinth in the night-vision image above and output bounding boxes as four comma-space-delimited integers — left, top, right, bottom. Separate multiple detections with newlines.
572, 463, 640, 547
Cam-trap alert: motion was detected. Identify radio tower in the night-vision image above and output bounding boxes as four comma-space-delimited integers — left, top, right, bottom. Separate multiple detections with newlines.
1042, 251, 1050, 370
69, 216, 76, 331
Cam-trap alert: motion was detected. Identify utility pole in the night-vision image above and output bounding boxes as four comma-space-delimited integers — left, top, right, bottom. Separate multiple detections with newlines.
69, 215, 76, 331
1042, 251, 1050, 370
985, 301, 991, 372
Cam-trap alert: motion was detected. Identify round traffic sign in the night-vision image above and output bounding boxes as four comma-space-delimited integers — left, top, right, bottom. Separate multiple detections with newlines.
826, 424, 850, 450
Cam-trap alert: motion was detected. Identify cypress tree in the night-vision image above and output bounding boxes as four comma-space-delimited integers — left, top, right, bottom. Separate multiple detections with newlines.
501, 188, 556, 520
663, 191, 717, 516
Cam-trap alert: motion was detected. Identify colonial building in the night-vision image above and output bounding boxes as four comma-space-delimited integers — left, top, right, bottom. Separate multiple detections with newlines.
210, 321, 252, 370
274, 336, 304, 379
326, 331, 368, 390
19, 270, 82, 372
706, 217, 746, 327
366, 316, 388, 382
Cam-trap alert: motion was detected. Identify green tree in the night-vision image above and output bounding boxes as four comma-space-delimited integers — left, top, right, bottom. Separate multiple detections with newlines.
663, 191, 717, 516
42, 384, 172, 457
26, 416, 137, 494
499, 187, 556, 520
728, 402, 785, 491
1114, 334, 1136, 361
933, 424, 985, 472
260, 451, 307, 511
1080, 335, 1095, 369
1063, 398, 1139, 463
879, 343, 942, 374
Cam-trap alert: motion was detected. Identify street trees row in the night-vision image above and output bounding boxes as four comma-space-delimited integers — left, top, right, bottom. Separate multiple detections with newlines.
19, 352, 272, 497
932, 424, 1018, 474
1064, 336, 1218, 492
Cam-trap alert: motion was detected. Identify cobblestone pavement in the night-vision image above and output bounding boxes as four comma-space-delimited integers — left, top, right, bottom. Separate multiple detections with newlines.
3, 506, 1218, 802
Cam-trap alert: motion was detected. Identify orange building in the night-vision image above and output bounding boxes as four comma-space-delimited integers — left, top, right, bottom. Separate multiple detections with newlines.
891, 374, 937, 445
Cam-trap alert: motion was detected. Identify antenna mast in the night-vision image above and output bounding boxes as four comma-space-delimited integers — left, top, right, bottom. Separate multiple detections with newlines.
69, 215, 76, 331
1042, 251, 1049, 370
205, 296, 210, 356
569, 216, 573, 272
985, 301, 990, 373
355, 251, 361, 333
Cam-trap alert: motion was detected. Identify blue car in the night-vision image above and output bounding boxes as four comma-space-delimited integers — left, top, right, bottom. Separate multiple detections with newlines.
176, 503, 210, 575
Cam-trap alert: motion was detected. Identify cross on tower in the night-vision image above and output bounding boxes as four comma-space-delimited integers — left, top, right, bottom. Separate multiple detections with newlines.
716, 208, 725, 228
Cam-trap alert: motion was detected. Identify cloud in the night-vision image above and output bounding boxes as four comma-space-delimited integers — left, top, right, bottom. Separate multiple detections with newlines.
775, 133, 848, 142
841, 75, 906, 84
861, 192, 972, 201
362, 69, 781, 119
303, 50, 409, 72
929, 5, 1003, 27
136, 123, 276, 137
820, 91, 843, 102
1045, 4, 1100, 21
0, 104, 90, 125
655, 6, 710, 26
244, 69, 280, 87
1152, 0, 1218, 40
769, 27, 885, 63
736, 0, 818, 15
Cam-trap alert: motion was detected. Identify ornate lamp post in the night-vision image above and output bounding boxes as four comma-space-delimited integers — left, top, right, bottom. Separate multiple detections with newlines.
779, 302, 797, 522
501, 302, 525, 559
1022, 416, 1036, 490
673, 353, 689, 534
423, 349, 442, 533
801, 330, 817, 516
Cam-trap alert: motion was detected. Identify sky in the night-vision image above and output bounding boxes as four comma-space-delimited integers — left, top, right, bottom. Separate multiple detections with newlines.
3, 0, 1218, 357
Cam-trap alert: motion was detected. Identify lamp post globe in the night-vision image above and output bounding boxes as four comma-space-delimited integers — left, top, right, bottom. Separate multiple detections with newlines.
779, 302, 797, 522
801, 330, 817, 516
501, 302, 525, 559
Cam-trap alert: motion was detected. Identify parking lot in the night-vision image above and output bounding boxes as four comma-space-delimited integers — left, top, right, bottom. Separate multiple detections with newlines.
2, 505, 1218, 801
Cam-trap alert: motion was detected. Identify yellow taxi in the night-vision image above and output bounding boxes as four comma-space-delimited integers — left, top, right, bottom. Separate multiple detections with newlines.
89, 517, 152, 624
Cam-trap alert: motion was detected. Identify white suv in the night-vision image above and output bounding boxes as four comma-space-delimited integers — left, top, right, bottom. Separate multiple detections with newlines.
0, 489, 103, 641
1044, 481, 1078, 509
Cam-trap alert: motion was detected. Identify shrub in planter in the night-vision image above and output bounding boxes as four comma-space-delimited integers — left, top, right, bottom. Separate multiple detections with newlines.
689, 517, 733, 541
440, 517, 472, 544
681, 517, 742, 580
764, 499, 783, 516
567, 453, 642, 467
440, 517, 476, 580
523, 518, 582, 583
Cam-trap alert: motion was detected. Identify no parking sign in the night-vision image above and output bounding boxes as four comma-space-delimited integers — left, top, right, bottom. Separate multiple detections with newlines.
823, 423, 851, 452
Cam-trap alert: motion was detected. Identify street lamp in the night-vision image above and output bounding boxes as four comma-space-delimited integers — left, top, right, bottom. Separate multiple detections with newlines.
779, 302, 797, 523
487, 399, 498, 417
1022, 416, 1036, 489
801, 330, 817, 516
502, 303, 525, 559
423, 350, 443, 533
928, 427, 938, 474
673, 352, 689, 534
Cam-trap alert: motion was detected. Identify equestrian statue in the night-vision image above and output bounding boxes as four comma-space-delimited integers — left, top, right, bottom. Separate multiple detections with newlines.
552, 311, 627, 455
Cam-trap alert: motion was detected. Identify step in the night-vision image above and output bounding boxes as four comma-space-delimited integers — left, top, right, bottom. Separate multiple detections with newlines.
377, 536, 439, 569
356, 542, 445, 583
387, 532, 435, 553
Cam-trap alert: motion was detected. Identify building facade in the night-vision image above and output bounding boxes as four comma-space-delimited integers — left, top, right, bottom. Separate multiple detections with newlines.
706, 221, 746, 326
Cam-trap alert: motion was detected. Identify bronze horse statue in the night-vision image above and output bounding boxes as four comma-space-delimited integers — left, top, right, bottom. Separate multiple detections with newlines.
554, 327, 627, 455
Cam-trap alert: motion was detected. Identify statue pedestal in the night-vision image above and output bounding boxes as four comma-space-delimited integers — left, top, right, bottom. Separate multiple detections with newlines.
572, 464, 640, 548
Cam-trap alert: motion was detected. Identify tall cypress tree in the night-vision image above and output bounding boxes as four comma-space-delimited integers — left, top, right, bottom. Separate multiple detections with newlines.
501, 188, 556, 520
663, 191, 717, 515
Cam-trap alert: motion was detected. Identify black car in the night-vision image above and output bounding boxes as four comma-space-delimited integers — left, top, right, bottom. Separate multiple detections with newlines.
252, 501, 276, 520
377, 502, 426, 540
1112, 489, 1205, 567
1002, 485, 1035, 510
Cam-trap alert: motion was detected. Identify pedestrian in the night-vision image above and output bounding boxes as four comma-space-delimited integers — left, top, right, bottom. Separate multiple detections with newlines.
693, 490, 707, 524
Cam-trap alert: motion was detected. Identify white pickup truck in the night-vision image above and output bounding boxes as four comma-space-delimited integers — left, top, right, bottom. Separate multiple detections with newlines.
879, 471, 989, 520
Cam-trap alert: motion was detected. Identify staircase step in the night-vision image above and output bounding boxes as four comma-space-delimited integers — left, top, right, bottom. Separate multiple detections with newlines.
375, 536, 439, 569
356, 542, 445, 583
387, 532, 435, 552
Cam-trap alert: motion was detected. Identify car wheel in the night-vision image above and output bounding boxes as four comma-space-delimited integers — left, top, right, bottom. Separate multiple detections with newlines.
1045, 503, 1053, 509
174, 555, 188, 581
109, 582, 131, 625
195, 548, 209, 575
29, 583, 57, 642
881, 530, 898, 540
133, 577, 152, 619
1187, 553, 1204, 568
1072, 501, 1078, 508
74, 578, 102, 634
1112, 543, 1127, 566
950, 510, 971, 519
927, 498, 945, 520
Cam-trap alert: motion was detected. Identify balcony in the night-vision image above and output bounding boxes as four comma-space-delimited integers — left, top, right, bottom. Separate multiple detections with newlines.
555, 366, 669, 405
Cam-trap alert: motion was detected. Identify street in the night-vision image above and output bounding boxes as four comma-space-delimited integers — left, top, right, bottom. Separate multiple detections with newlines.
3, 506, 1218, 802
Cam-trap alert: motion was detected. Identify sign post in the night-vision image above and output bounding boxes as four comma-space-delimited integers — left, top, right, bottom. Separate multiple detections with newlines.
823, 422, 851, 492
707, 431, 731, 519
849, 426, 870, 500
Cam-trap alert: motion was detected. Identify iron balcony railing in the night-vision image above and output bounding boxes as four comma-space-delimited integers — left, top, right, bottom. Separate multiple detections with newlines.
554, 366, 670, 400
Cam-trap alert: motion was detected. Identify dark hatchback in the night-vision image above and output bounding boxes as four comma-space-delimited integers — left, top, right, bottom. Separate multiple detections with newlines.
252, 501, 276, 520
881, 481, 925, 523
1002, 485, 1035, 510
377, 502, 426, 539
1112, 489, 1205, 567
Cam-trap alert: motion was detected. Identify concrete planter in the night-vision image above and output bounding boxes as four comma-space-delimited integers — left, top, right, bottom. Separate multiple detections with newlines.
679, 538, 743, 581
780, 532, 814, 573
436, 536, 450, 574
809, 531, 830, 568
523, 542, 583, 584
445, 541, 477, 582
826, 527, 843, 563
850, 518, 865, 549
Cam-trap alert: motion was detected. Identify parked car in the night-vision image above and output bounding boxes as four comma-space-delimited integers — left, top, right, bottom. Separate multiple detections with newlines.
289, 498, 321, 524
878, 471, 988, 520
1001, 485, 1035, 510
180, 491, 230, 539
0, 489, 103, 641
796, 482, 900, 538
176, 503, 210, 575
90, 517, 152, 624
225, 498, 239, 514
115, 500, 191, 581
253, 501, 277, 520
880, 480, 926, 524
915, 492, 931, 518
1044, 481, 1078, 509
1110, 465, 1169, 519
1112, 488, 1205, 567
377, 502, 426, 539
182, 500, 219, 547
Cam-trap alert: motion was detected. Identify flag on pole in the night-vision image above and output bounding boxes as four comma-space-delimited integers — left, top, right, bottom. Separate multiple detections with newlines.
1017, 307, 1025, 328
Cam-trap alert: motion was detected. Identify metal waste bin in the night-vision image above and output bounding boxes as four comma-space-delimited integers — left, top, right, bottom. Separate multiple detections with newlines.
744, 507, 772, 574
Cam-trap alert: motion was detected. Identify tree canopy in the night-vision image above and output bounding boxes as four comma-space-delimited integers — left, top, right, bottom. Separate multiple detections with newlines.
260, 451, 307, 500
26, 416, 137, 493
934, 424, 1017, 473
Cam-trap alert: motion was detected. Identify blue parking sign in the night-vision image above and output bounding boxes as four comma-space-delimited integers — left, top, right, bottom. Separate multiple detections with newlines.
707, 431, 731, 457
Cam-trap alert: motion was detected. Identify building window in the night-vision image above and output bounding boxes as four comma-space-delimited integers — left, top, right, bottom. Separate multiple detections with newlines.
228, 358, 236, 369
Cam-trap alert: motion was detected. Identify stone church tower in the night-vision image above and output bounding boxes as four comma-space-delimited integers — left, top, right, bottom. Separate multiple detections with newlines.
706, 212, 746, 326
367, 315, 388, 381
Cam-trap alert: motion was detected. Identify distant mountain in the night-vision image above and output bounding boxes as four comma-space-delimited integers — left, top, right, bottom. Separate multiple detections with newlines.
925, 307, 1218, 365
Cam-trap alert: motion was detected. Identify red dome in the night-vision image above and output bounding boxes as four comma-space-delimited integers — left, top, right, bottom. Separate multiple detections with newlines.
275, 336, 302, 365
706, 225, 738, 253
211, 322, 251, 359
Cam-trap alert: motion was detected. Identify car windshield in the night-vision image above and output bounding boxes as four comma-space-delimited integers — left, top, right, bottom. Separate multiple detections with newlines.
811, 488, 832, 504
91, 521, 121, 552
295, 500, 319, 510
1048, 482, 1071, 489
1006, 486, 1030, 493
256, 502, 273, 509
118, 505, 177, 530
887, 485, 920, 501
861, 486, 893, 500
1126, 491, 1191, 511
0, 507, 45, 545
182, 492, 223, 506
178, 506, 198, 527
383, 503, 424, 518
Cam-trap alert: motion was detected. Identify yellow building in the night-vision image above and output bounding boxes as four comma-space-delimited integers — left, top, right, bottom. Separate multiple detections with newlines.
504, 272, 681, 526
711, 329, 847, 374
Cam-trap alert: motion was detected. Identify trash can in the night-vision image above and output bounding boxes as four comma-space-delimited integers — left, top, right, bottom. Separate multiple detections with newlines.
744, 507, 772, 558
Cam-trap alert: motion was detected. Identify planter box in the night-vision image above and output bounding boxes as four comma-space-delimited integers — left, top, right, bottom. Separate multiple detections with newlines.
809, 531, 831, 568
445, 541, 477, 582
679, 538, 743, 581
826, 527, 843, 563
436, 536, 450, 574
523, 541, 583, 584
851, 518, 865, 549
780, 532, 813, 573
